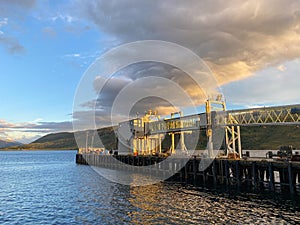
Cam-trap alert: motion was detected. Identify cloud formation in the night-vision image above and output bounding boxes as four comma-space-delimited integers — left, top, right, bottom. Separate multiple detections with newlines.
0, 18, 23, 53
0, 0, 36, 53
89, 62, 206, 116
0, 119, 73, 143
69, 0, 300, 124
74, 0, 300, 83
0, 120, 72, 132
0, 35, 25, 54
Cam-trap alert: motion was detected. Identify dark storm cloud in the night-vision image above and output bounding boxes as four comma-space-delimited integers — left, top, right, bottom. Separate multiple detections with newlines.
87, 62, 205, 117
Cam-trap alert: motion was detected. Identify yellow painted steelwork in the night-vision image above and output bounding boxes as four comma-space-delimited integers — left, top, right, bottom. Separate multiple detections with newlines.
118, 101, 300, 158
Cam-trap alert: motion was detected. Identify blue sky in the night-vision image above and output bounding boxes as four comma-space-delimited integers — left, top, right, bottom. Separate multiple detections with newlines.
0, 0, 300, 143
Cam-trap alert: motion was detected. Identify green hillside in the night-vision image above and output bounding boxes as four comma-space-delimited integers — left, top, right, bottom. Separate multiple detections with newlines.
7, 127, 117, 150
23, 132, 78, 150
0, 139, 22, 148
240, 125, 300, 150
4, 125, 300, 150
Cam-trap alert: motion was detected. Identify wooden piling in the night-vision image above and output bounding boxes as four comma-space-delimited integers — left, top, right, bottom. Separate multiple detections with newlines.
288, 163, 295, 194
76, 154, 300, 195
268, 162, 275, 191
252, 162, 257, 188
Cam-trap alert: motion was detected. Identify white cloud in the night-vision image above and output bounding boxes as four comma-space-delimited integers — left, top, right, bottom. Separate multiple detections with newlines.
73, 0, 300, 84
67, 53, 81, 58
0, 18, 8, 27
51, 14, 76, 23
0, 18, 7, 37
277, 64, 287, 72
0, 119, 73, 143
68, 1, 300, 127
0, 1, 35, 54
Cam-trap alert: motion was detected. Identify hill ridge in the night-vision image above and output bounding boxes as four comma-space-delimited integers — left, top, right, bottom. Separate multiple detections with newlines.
3, 125, 300, 150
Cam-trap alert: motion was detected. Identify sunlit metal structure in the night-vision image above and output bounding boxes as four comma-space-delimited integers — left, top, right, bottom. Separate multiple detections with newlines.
117, 100, 300, 158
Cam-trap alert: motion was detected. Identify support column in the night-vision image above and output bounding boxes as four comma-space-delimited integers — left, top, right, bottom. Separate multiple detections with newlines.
180, 131, 185, 151
206, 100, 213, 158
171, 133, 175, 154
237, 126, 242, 157
133, 138, 138, 156
159, 134, 162, 154
225, 125, 242, 158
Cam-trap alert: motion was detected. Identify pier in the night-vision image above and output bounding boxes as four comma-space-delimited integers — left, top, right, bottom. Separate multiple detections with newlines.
76, 100, 300, 194
76, 153, 300, 194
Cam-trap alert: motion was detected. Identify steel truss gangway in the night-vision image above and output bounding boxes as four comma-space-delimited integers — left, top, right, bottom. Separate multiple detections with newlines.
142, 101, 300, 158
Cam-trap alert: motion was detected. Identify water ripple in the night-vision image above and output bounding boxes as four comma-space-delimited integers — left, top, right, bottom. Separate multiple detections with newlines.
0, 150, 299, 224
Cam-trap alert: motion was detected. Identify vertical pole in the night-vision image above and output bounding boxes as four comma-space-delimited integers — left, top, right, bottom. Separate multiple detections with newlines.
237, 126, 242, 157
213, 160, 217, 186
171, 133, 175, 154
225, 127, 230, 156
184, 159, 188, 181
159, 134, 162, 154
149, 138, 152, 155
206, 100, 213, 158
137, 138, 139, 155
252, 162, 257, 188
141, 138, 144, 155
143, 138, 146, 155
151, 138, 154, 155
140, 138, 143, 155
220, 160, 224, 184
146, 136, 150, 155
180, 111, 185, 151
193, 156, 197, 183
268, 162, 275, 191
85, 131, 89, 152
207, 134, 213, 158
225, 160, 229, 185
288, 163, 295, 194
235, 160, 240, 187
152, 137, 157, 153
181, 131, 185, 151
91, 131, 95, 150
133, 138, 137, 156
231, 126, 236, 159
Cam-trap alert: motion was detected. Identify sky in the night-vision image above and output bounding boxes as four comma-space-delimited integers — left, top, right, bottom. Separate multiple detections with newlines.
0, 0, 300, 143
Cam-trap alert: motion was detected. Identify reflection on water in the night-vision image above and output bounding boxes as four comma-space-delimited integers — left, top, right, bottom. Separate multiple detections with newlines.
0, 150, 299, 224
128, 183, 300, 224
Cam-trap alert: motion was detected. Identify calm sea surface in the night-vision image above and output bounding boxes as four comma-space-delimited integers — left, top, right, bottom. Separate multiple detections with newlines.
0, 150, 299, 224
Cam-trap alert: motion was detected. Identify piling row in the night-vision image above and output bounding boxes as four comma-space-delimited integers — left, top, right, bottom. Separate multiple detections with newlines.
76, 154, 300, 194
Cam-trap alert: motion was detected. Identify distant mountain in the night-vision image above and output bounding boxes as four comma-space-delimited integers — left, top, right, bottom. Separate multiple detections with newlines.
0, 139, 22, 148
7, 127, 117, 150
4, 125, 300, 150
